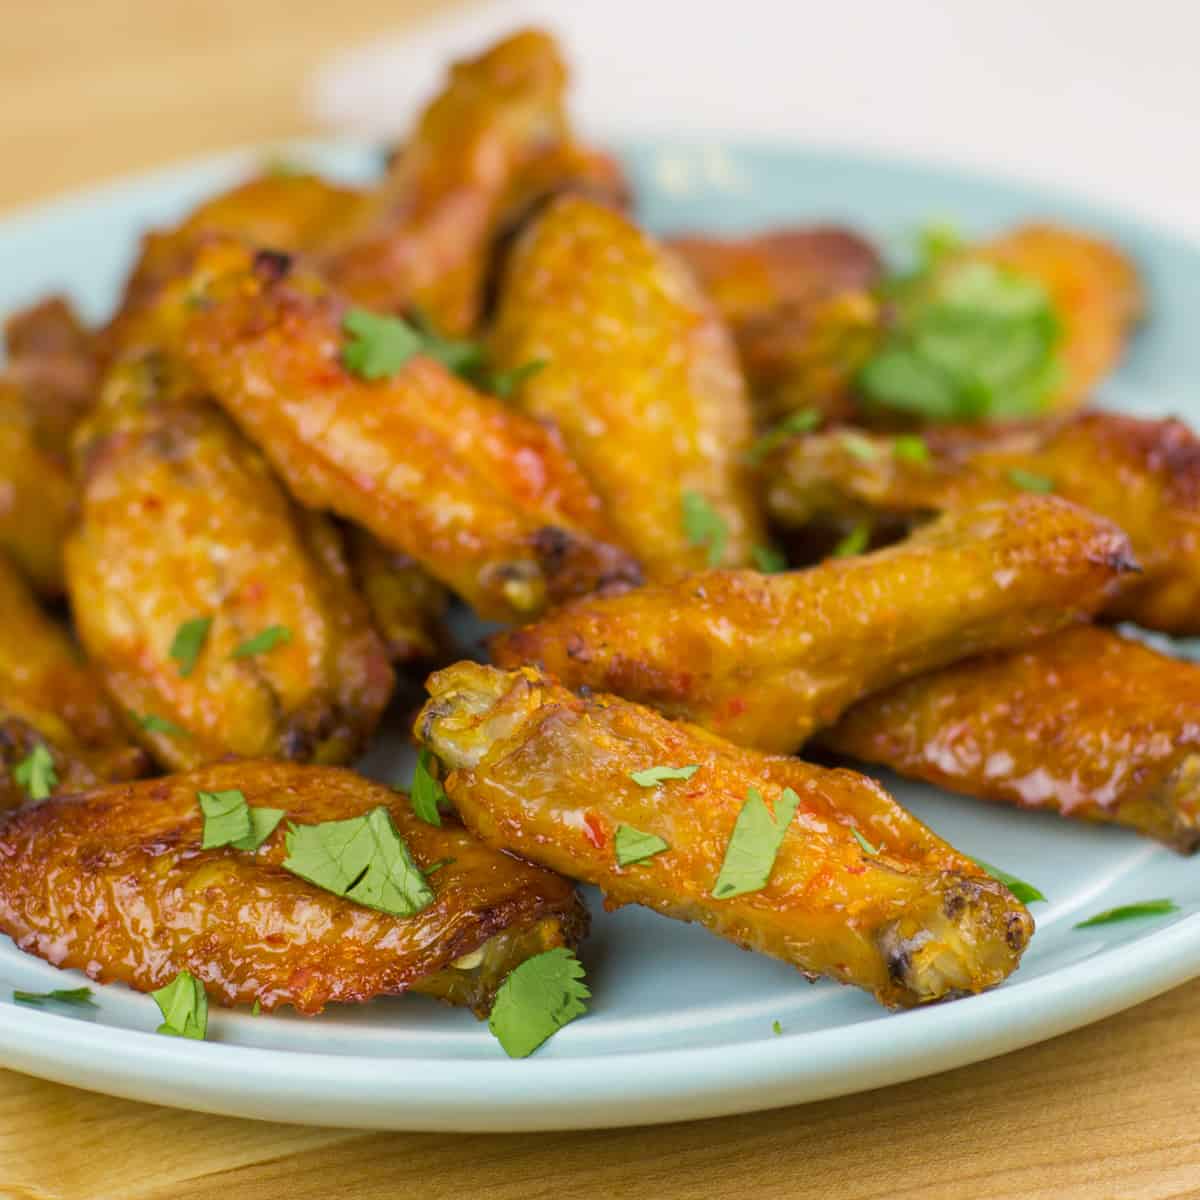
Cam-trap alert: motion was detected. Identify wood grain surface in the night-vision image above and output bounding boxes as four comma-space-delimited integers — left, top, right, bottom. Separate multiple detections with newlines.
2, 3, 1199, 1197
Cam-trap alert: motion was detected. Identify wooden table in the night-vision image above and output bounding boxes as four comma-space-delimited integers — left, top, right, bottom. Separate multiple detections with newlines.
2, 3, 1198, 1196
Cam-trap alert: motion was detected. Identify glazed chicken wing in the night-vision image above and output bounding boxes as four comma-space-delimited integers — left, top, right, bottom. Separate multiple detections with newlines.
0, 761, 587, 1015
823, 626, 1200, 852
65, 350, 393, 770
167, 238, 639, 621
418, 662, 1032, 1008
489, 195, 764, 575
493, 496, 1136, 753
0, 555, 147, 807
763, 411, 1200, 634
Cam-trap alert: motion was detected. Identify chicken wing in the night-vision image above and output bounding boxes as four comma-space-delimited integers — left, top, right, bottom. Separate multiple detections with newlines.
762, 411, 1200, 634
0, 761, 587, 1016
493, 496, 1136, 753
0, 555, 147, 808
324, 28, 627, 333
65, 350, 393, 770
489, 195, 764, 575
822, 626, 1200, 852
168, 238, 640, 621
417, 662, 1032, 1007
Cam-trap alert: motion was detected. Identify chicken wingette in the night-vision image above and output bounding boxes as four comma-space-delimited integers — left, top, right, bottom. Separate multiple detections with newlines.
0, 554, 147, 808
489, 195, 764, 575
493, 496, 1136, 753
167, 238, 640, 621
0, 761, 588, 1016
65, 350, 394, 770
762, 411, 1200, 634
823, 626, 1200, 852
418, 662, 1032, 1008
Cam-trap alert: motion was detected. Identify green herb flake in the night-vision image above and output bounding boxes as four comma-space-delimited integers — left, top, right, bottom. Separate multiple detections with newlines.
152, 970, 208, 1040
169, 616, 212, 678
1007, 467, 1055, 493
410, 748, 447, 827
231, 625, 292, 660
841, 432, 879, 461
614, 825, 670, 868
851, 827, 879, 855
745, 408, 822, 464
423, 857, 455, 876
283, 807, 434, 918
752, 544, 788, 574
13, 986, 96, 1008
772, 1019, 783, 1036
342, 308, 425, 380
893, 434, 930, 465
14, 744, 56, 801
832, 522, 871, 559
682, 491, 729, 567
971, 858, 1047, 904
134, 712, 186, 737
488, 947, 590, 1058
630, 763, 700, 787
488, 358, 548, 399
251, 998, 262, 1016
198, 789, 284, 852
713, 787, 801, 899
1074, 899, 1178, 929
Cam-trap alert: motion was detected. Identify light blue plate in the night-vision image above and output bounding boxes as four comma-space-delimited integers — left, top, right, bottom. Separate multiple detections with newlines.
1, 140, 1199, 1132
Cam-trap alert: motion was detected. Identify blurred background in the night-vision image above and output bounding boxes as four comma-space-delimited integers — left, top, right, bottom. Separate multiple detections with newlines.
4, 0, 1198, 233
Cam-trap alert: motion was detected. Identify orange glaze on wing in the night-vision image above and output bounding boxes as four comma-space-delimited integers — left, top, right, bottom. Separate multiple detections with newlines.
0, 762, 588, 1015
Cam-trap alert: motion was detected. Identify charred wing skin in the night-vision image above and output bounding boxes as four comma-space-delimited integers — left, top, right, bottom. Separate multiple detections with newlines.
0, 762, 587, 1016
823, 626, 1200, 852
65, 352, 394, 770
170, 238, 640, 621
493, 496, 1137, 753
490, 196, 765, 575
0, 556, 147, 808
764, 412, 1200, 635
418, 663, 1032, 1008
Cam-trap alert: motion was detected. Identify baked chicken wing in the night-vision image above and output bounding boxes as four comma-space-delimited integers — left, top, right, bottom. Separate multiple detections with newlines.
493, 496, 1136, 753
823, 626, 1200, 852
0, 555, 147, 808
489, 195, 764, 575
65, 350, 393, 770
0, 761, 587, 1016
168, 238, 640, 621
418, 662, 1032, 1008
762, 411, 1200, 634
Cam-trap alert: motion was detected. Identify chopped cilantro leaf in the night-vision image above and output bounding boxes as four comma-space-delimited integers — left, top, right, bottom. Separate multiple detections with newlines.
713, 787, 801, 899
971, 858, 1046, 904
851, 827, 879, 855
342, 308, 425, 380
752, 544, 788, 574
1007, 468, 1055, 493
772, 1019, 783, 1036
198, 789, 283, 852
152, 970, 207, 1040
630, 764, 699, 787
893, 434, 930, 465
488, 358, 548, 399
13, 987, 96, 1008
410, 748, 447, 827
14, 744, 56, 801
745, 409, 822, 464
251, 998, 262, 1016
1074, 899, 1178, 929
832, 522, 871, 559
614, 825, 670, 867
682, 491, 729, 567
488, 948, 590, 1058
134, 712, 186, 736
841, 432, 879, 461
169, 617, 212, 678
231, 625, 292, 659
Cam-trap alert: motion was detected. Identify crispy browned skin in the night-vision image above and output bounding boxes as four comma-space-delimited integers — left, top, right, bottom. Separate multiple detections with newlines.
65, 351, 393, 770
418, 663, 1032, 1007
978, 224, 1143, 411
823, 627, 1200, 852
490, 196, 764, 575
0, 555, 147, 807
494, 497, 1136, 753
168, 238, 639, 621
348, 526, 450, 666
324, 29, 626, 333
0, 761, 588, 1016
764, 411, 1200, 634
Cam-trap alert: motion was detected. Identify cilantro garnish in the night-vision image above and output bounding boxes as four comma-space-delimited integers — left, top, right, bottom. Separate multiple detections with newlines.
745, 409, 822, 465
832, 522, 871, 558
1074, 899, 1178, 929
488, 948, 590, 1058
13, 987, 96, 1008
841, 432, 879, 461
152, 970, 208, 1039
198, 789, 284, 851
712, 787, 801, 899
630, 764, 699, 787
169, 616, 212, 678
488, 358, 548, 400
251, 998, 262, 1016
410, 748, 447, 827
682, 491, 728, 567
282, 807, 434, 917
614, 825, 670, 867
1007, 468, 1055, 493
851, 827, 879, 855
752, 544, 788, 574
231, 625, 292, 659
14, 744, 56, 801
134, 712, 186, 736
971, 858, 1046, 904
893, 434, 930, 465
342, 309, 426, 380
772, 1019, 783, 1036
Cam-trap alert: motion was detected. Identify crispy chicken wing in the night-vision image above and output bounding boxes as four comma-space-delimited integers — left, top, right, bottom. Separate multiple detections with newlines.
763, 411, 1200, 634
324, 29, 627, 332
168, 238, 640, 621
65, 350, 393, 770
418, 662, 1032, 1007
489, 195, 764, 575
823, 626, 1200, 852
0, 761, 587, 1016
493, 496, 1136, 753
0, 555, 147, 807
